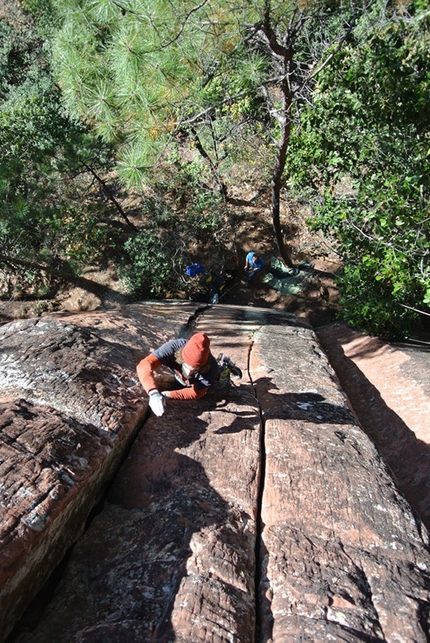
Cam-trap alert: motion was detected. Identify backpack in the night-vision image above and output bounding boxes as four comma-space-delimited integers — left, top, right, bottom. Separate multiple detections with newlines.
186, 263, 205, 278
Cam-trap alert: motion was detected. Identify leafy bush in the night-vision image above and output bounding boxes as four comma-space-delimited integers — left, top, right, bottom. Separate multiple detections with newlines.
337, 263, 422, 339
120, 231, 179, 298
287, 3, 430, 337
119, 178, 231, 299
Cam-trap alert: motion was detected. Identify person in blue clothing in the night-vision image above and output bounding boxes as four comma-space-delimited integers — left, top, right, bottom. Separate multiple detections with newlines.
244, 251, 264, 284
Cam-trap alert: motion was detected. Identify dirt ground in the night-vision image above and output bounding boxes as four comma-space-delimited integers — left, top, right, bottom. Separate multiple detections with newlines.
0, 193, 342, 327
0, 259, 340, 328
220, 256, 340, 327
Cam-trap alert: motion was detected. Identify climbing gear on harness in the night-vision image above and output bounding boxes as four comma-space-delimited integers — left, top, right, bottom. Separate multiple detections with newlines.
217, 354, 243, 388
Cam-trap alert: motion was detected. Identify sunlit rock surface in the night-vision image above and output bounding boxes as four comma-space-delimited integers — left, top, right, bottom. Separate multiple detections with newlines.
0, 302, 200, 642
2, 303, 430, 643
251, 323, 430, 642
317, 321, 430, 532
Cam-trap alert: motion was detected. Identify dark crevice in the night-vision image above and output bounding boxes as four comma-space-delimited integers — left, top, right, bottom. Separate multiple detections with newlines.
5, 406, 151, 643
178, 303, 210, 337
89, 405, 152, 522
245, 338, 271, 643
182, 305, 271, 642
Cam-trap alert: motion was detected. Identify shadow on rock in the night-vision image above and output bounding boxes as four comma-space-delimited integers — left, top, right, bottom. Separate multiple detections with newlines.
318, 332, 430, 535
13, 394, 258, 642
254, 377, 356, 425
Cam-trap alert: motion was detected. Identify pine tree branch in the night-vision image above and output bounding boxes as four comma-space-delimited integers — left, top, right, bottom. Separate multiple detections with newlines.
80, 161, 137, 230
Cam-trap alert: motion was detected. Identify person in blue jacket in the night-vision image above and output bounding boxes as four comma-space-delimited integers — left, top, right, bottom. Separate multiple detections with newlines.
244, 251, 264, 283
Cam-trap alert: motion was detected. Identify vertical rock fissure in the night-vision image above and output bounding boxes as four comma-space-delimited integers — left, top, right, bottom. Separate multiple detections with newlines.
4, 405, 152, 642
246, 337, 268, 643
179, 304, 210, 337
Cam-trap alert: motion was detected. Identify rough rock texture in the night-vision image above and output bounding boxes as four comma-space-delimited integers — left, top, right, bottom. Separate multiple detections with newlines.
3, 304, 430, 643
251, 322, 430, 642
0, 302, 200, 642
14, 391, 261, 643
317, 321, 430, 532
9, 305, 263, 643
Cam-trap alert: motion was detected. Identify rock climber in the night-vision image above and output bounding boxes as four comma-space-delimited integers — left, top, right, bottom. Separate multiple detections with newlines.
136, 332, 220, 417
244, 251, 264, 284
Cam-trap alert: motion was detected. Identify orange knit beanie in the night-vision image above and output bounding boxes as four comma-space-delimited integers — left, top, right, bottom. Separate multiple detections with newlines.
182, 333, 210, 368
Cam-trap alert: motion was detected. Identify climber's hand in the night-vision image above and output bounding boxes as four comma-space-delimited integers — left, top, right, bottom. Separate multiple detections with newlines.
148, 390, 166, 417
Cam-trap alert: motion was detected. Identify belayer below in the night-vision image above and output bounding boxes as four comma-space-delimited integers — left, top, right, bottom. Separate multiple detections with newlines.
244, 251, 264, 283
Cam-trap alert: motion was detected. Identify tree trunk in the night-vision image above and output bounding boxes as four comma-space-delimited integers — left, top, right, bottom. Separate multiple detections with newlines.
262, 7, 295, 269
271, 116, 294, 269
0, 254, 128, 302
0, 254, 70, 276
190, 126, 227, 199
270, 68, 295, 268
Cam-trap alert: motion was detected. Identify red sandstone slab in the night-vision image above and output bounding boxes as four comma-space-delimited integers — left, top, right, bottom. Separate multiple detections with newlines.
0, 303, 200, 642
317, 321, 430, 531
251, 324, 430, 642
7, 305, 430, 643
11, 390, 262, 643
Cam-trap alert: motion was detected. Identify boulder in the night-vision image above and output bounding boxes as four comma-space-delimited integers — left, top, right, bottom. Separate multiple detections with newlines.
317, 321, 430, 531
9, 306, 263, 643
3, 304, 430, 643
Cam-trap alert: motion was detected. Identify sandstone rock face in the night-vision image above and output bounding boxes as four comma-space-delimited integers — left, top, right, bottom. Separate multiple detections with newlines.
3, 304, 430, 643
9, 305, 264, 643
317, 321, 430, 531
0, 303, 200, 642
251, 322, 430, 642
14, 390, 261, 643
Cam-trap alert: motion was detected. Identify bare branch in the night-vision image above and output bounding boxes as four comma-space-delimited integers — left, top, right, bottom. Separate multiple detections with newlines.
308, 16, 357, 81
161, 0, 211, 48
399, 303, 430, 318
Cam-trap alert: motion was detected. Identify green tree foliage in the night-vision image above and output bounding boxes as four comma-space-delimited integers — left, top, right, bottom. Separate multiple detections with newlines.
7, 0, 428, 337
119, 167, 229, 297
287, 0, 430, 336
49, 0, 270, 185
50, 0, 378, 267
0, 3, 128, 297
